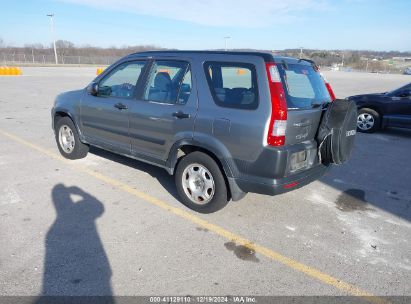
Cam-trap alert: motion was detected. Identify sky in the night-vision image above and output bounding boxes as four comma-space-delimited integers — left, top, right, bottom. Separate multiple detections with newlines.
0, 0, 410, 51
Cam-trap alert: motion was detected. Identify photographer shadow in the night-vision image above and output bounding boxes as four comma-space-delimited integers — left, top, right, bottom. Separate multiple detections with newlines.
35, 184, 114, 303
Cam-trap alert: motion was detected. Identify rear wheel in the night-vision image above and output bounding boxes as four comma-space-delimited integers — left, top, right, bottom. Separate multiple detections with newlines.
175, 152, 229, 213
357, 108, 380, 133
55, 116, 89, 159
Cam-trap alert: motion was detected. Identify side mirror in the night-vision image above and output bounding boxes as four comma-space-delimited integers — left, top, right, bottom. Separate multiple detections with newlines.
87, 82, 99, 96
180, 83, 191, 93
397, 91, 410, 98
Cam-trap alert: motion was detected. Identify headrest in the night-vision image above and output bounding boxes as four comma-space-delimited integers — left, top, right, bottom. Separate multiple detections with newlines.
154, 72, 172, 91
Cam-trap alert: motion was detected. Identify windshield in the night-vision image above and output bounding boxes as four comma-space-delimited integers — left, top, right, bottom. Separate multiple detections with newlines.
386, 83, 411, 95
278, 63, 331, 109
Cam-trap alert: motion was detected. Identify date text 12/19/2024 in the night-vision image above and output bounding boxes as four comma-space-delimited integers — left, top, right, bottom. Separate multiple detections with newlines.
149, 296, 257, 303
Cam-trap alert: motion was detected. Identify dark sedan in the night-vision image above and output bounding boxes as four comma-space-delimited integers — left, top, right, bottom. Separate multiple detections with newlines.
347, 83, 411, 132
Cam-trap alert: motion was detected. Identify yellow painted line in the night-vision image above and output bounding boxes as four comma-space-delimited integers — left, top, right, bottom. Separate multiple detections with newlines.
0, 129, 388, 304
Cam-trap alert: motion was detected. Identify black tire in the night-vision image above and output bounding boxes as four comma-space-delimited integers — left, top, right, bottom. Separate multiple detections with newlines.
175, 151, 229, 213
55, 116, 89, 160
357, 108, 380, 133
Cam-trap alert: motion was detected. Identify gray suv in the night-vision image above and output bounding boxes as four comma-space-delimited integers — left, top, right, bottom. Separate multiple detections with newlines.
52, 51, 356, 213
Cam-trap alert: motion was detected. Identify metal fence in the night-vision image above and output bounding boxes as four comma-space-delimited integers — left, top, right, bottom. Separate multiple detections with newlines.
0, 53, 118, 65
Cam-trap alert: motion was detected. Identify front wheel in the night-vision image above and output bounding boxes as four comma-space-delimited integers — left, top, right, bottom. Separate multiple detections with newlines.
175, 152, 229, 213
55, 116, 89, 159
357, 108, 380, 133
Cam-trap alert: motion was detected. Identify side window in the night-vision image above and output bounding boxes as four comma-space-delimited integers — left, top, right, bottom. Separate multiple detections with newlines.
204, 62, 258, 110
143, 60, 191, 104
98, 61, 145, 98
222, 67, 252, 89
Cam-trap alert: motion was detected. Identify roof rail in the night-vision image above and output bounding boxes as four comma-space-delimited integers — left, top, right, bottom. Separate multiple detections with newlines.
128, 50, 275, 61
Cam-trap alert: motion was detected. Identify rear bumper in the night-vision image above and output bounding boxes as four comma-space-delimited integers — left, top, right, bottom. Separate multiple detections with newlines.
235, 164, 330, 196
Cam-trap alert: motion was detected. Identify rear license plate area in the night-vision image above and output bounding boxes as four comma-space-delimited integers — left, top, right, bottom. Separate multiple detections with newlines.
290, 150, 308, 172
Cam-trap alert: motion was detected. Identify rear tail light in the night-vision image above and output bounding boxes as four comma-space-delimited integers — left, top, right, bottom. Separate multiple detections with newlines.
325, 82, 336, 101
265, 63, 288, 146
321, 73, 336, 101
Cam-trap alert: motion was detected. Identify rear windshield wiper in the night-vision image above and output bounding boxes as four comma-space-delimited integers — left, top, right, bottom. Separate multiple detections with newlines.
281, 59, 289, 70
311, 100, 331, 109
298, 58, 315, 64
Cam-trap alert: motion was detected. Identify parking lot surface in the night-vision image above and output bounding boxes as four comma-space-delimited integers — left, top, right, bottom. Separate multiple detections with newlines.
0, 68, 410, 298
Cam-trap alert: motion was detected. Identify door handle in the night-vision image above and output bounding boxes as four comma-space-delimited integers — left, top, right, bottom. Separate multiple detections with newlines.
172, 111, 190, 119
114, 102, 128, 110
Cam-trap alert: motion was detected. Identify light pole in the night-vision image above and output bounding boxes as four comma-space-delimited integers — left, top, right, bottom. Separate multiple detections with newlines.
299, 47, 303, 59
224, 36, 231, 51
47, 13, 58, 64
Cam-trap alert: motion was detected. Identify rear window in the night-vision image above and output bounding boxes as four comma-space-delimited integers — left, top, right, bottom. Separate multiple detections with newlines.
204, 62, 258, 110
278, 63, 330, 109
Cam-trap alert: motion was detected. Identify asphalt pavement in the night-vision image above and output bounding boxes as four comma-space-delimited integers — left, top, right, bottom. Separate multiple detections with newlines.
0, 67, 410, 299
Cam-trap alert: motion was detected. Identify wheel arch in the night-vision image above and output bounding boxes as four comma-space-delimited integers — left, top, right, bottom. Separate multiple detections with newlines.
167, 137, 234, 173
53, 108, 85, 141
166, 138, 245, 202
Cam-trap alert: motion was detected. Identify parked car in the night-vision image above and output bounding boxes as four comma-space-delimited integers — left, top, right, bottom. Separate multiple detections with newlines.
52, 51, 357, 212
404, 67, 411, 75
347, 83, 411, 132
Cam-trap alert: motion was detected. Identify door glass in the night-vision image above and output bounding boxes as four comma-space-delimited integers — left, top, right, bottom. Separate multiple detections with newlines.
143, 60, 191, 104
99, 61, 145, 98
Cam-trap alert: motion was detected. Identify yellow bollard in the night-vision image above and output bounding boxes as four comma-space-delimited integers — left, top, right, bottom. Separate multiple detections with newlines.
96, 67, 105, 75
0, 66, 23, 76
